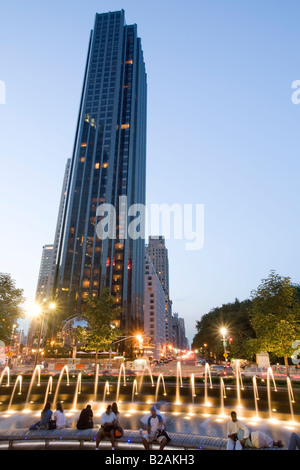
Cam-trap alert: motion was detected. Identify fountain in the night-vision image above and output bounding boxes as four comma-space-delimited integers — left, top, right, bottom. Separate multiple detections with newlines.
0, 360, 299, 447
94, 364, 99, 402
25, 365, 41, 408
7, 375, 22, 411
72, 373, 82, 410
204, 362, 213, 406
190, 374, 196, 404
132, 379, 138, 402
287, 376, 295, 422
252, 375, 260, 419
219, 378, 227, 417
43, 376, 53, 409
138, 365, 154, 393
175, 361, 183, 405
154, 374, 167, 402
235, 360, 244, 409
116, 363, 127, 402
0, 366, 10, 387
52, 365, 70, 409
103, 380, 110, 405
267, 367, 277, 420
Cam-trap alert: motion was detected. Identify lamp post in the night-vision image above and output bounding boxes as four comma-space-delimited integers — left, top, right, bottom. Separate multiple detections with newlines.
108, 334, 144, 371
33, 301, 56, 368
220, 327, 228, 362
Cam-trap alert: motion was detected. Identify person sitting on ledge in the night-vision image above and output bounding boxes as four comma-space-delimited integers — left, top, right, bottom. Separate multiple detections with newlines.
226, 411, 250, 450
142, 406, 168, 450
76, 404, 94, 430
29, 402, 53, 430
288, 432, 300, 450
95, 404, 117, 450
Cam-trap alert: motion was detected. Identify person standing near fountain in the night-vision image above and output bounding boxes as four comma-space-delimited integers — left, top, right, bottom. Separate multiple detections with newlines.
226, 411, 250, 450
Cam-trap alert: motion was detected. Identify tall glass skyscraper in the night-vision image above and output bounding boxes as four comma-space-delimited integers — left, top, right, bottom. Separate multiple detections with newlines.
54, 10, 147, 339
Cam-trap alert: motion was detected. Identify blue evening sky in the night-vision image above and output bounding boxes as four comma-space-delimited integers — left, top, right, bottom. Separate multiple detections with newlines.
0, 0, 299, 345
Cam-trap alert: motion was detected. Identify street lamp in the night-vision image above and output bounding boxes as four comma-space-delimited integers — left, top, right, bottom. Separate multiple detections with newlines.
108, 334, 145, 371
220, 327, 228, 362
32, 301, 56, 367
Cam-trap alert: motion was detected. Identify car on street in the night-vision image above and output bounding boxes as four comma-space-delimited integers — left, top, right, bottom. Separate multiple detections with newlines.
203, 365, 235, 377
240, 367, 267, 378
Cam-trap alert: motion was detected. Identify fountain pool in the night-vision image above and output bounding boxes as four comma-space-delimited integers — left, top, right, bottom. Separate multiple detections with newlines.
0, 362, 299, 448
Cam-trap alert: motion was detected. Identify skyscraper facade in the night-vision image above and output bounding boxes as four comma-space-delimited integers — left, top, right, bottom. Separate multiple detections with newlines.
54, 10, 147, 338
146, 236, 173, 344
144, 252, 166, 358
28, 159, 71, 348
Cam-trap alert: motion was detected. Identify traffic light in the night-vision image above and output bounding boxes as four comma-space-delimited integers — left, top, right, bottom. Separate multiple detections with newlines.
228, 337, 233, 344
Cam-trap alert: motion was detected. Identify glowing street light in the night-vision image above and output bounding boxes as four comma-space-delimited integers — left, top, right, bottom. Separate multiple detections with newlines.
220, 327, 229, 362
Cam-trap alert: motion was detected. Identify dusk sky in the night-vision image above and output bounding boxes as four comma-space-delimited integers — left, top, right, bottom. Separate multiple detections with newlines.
1, 0, 299, 344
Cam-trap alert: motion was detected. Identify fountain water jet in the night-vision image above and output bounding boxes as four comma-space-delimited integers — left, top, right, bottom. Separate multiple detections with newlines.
72, 373, 82, 410
7, 375, 22, 411
116, 363, 126, 402
132, 379, 138, 402
220, 378, 227, 416
287, 376, 295, 422
252, 375, 260, 419
25, 365, 41, 407
93, 364, 99, 402
175, 361, 182, 405
267, 367, 277, 420
42, 376, 53, 409
0, 366, 10, 387
204, 363, 213, 406
53, 365, 70, 409
155, 374, 167, 402
138, 366, 154, 394
102, 380, 110, 405
190, 374, 196, 404
235, 360, 244, 409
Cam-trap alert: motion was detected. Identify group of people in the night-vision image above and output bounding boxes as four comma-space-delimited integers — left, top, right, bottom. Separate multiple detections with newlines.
28, 401, 168, 450
29, 403, 300, 450
95, 402, 123, 450
29, 402, 66, 430
226, 410, 300, 450
95, 403, 169, 450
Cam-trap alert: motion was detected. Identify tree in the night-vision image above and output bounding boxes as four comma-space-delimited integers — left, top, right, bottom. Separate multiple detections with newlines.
250, 271, 300, 375
0, 273, 25, 344
76, 288, 123, 363
192, 298, 256, 361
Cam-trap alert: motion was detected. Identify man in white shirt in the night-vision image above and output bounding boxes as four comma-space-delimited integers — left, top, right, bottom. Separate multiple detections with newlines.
226, 411, 250, 450
142, 406, 168, 450
96, 404, 117, 450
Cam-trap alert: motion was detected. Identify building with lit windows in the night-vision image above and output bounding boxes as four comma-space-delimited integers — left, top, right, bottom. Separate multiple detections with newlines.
144, 252, 166, 358
35, 244, 54, 304
54, 10, 147, 343
146, 236, 172, 344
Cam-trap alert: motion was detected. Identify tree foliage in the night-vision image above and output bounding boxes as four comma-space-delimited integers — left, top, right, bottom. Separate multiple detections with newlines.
192, 298, 256, 361
0, 273, 25, 344
75, 288, 123, 357
192, 271, 300, 367
249, 271, 300, 372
